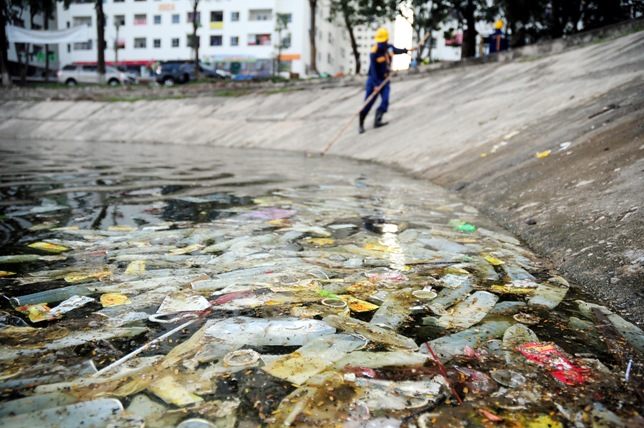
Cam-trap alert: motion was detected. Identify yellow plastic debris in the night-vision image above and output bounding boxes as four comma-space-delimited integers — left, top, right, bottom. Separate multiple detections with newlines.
526, 415, 563, 428
484, 255, 505, 266
64, 270, 111, 283
167, 244, 204, 255
339, 295, 380, 312
124, 260, 146, 275
268, 218, 290, 227
100, 293, 132, 307
445, 267, 470, 275
16, 303, 54, 323
490, 285, 536, 295
308, 238, 335, 246
364, 243, 392, 252
107, 225, 136, 232
51, 226, 79, 231
28, 242, 70, 253
536, 150, 551, 158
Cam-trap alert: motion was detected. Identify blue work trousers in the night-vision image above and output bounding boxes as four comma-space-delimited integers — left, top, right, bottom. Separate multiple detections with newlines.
361, 79, 390, 117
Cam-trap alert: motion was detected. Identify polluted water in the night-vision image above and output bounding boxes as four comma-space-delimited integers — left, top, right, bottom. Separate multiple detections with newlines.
0, 139, 642, 428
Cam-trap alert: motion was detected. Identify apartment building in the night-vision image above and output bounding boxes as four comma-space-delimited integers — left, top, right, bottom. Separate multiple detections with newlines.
55, 0, 357, 77
53, 0, 405, 78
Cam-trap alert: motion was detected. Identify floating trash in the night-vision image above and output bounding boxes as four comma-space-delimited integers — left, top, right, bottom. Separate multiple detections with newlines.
0, 143, 640, 427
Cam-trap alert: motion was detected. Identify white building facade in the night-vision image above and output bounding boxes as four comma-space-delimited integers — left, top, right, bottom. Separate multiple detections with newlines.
54, 0, 406, 78
55, 0, 359, 77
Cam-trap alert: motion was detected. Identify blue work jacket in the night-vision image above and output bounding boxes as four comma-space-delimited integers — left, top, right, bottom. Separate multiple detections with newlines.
368, 42, 408, 83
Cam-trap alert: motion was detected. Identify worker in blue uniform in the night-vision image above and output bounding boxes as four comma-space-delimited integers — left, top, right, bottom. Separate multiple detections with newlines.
487, 20, 509, 54
359, 27, 410, 134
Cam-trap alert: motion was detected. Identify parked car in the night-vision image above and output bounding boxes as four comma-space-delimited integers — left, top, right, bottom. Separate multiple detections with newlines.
199, 64, 232, 79
57, 64, 136, 86
154, 62, 193, 86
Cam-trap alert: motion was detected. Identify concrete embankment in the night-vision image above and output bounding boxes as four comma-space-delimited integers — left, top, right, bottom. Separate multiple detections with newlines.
1, 24, 642, 324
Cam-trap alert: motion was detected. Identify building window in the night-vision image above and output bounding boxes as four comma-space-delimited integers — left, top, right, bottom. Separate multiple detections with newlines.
73, 16, 92, 27
210, 35, 223, 46
248, 34, 271, 46
172, 14, 180, 24
187, 35, 199, 48
187, 12, 200, 23
154, 15, 161, 25
172, 38, 179, 47
230, 36, 239, 46
231, 11, 239, 21
114, 15, 125, 26
73, 40, 92, 50
134, 38, 146, 48
153, 39, 161, 48
282, 13, 292, 23
210, 11, 223, 22
134, 14, 147, 26
249, 9, 272, 21
210, 11, 223, 29
114, 0, 124, 2
328, 53, 332, 64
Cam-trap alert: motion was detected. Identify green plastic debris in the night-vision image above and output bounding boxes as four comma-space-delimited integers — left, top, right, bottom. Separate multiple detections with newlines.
450, 220, 477, 232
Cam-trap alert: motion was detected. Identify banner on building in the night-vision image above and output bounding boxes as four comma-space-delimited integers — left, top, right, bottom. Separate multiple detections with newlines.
6, 25, 89, 44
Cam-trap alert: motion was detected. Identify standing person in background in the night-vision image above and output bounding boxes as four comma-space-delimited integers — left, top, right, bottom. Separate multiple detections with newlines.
358, 28, 410, 134
487, 20, 509, 54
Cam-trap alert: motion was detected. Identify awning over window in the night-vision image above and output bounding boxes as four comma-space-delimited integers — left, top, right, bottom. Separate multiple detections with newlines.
7, 25, 89, 44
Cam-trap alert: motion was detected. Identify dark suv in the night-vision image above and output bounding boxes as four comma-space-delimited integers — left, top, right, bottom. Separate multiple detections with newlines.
154, 62, 193, 86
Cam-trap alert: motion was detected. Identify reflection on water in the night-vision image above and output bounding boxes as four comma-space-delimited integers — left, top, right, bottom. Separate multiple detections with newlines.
0, 140, 641, 427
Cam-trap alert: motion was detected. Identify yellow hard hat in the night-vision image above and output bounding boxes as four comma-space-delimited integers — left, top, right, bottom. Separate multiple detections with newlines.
375, 28, 389, 43
494, 20, 504, 30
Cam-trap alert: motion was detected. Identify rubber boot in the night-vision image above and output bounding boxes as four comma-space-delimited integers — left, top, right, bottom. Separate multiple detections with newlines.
358, 112, 367, 134
375, 110, 388, 128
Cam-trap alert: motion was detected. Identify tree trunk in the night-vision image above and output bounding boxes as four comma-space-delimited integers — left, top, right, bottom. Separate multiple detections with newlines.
44, 7, 50, 83
425, 31, 432, 63
19, 43, 29, 84
551, 0, 564, 38
308, 0, 318, 74
96, 0, 105, 83
461, 0, 477, 58
192, 0, 200, 80
342, 9, 360, 75
0, 7, 9, 86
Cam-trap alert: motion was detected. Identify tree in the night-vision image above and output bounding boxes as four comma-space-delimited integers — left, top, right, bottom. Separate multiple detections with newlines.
308, 0, 318, 75
0, 1, 15, 86
189, 0, 200, 80
62, 0, 106, 83
275, 13, 290, 77
400, 0, 450, 63
328, 1, 361, 75
445, 0, 496, 58
328, 0, 393, 75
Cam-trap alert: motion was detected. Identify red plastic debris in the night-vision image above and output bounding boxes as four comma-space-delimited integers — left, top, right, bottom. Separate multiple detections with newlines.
516, 342, 590, 385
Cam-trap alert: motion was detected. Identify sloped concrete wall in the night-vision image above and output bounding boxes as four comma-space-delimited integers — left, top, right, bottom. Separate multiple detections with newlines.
0, 29, 642, 324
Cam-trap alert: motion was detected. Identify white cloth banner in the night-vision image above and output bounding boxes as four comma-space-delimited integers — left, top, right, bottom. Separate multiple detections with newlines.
6, 25, 89, 44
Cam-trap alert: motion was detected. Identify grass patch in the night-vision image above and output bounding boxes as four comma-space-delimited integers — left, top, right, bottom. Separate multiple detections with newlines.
212, 89, 249, 97
517, 56, 543, 63
265, 87, 292, 95
106, 95, 187, 102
